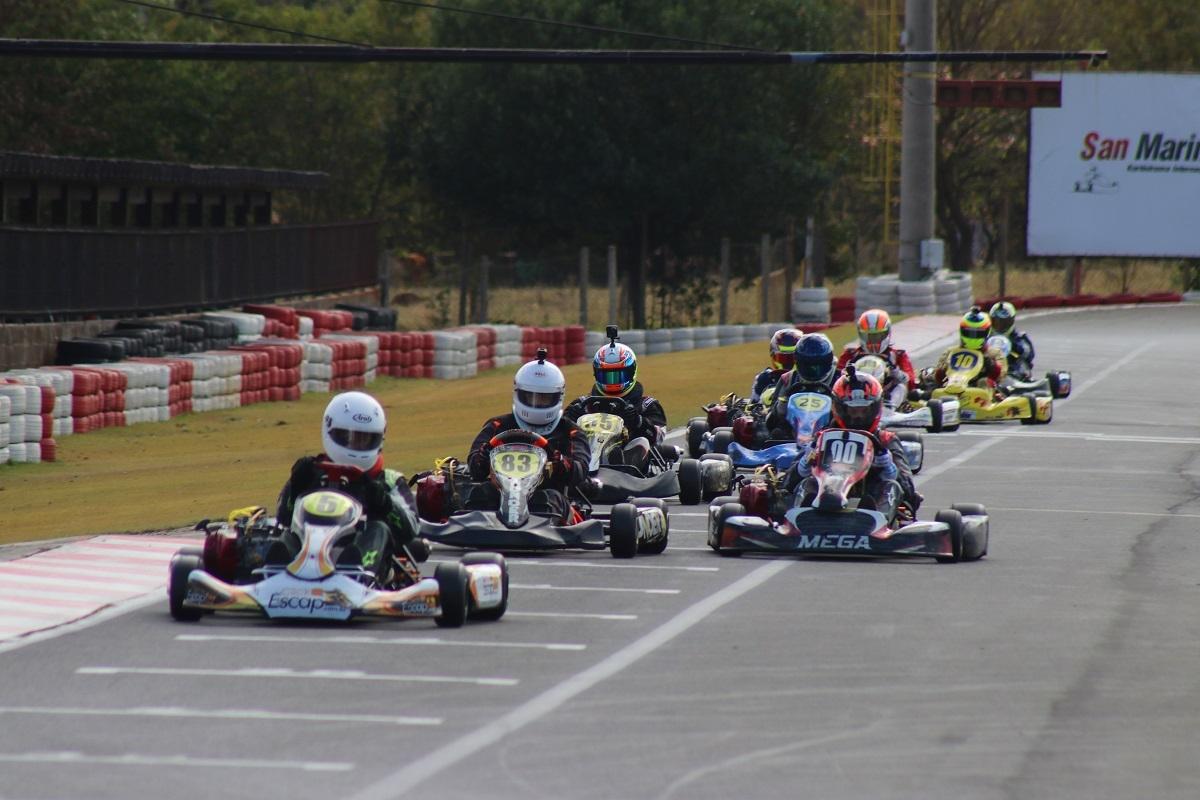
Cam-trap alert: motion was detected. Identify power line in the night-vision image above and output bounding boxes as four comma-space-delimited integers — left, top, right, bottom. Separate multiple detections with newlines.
378, 0, 767, 52
0, 39, 1109, 66
113, 0, 372, 47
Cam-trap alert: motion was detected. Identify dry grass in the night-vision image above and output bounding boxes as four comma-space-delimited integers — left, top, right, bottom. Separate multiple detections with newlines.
1, 323, 856, 543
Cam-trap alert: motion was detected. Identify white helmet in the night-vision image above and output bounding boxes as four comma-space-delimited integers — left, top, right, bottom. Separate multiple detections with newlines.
512, 349, 565, 435
322, 391, 386, 469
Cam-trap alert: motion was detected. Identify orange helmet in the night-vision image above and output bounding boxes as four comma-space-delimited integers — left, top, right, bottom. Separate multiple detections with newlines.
856, 309, 892, 354
830, 367, 884, 433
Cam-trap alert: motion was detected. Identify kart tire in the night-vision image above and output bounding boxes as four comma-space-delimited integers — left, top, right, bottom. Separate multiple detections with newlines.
168, 553, 204, 622
711, 428, 733, 456
608, 503, 639, 559
686, 419, 709, 458
895, 430, 924, 473
951, 502, 987, 517
677, 458, 702, 505
698, 453, 734, 501
434, 562, 469, 628
934, 509, 965, 564
950, 504, 988, 559
632, 497, 670, 555
710, 502, 745, 557
925, 398, 944, 433
461, 552, 508, 621
1047, 371, 1071, 399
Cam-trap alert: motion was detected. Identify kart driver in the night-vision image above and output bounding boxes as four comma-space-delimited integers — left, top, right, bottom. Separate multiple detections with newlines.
468, 350, 591, 523
932, 307, 1005, 389
564, 328, 667, 471
764, 332, 839, 440
988, 301, 1036, 380
836, 309, 916, 409
788, 366, 921, 520
276, 391, 426, 582
749, 327, 804, 403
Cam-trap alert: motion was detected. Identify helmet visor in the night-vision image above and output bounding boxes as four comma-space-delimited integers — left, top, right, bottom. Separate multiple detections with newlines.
990, 316, 1014, 335
837, 398, 881, 430
772, 352, 795, 371
795, 357, 832, 383
516, 388, 562, 409
596, 366, 635, 392
861, 329, 889, 352
328, 428, 383, 452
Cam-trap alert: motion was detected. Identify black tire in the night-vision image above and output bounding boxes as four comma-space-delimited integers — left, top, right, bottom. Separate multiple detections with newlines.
1047, 371, 1071, 399
896, 429, 924, 474
608, 503, 639, 559
677, 458, 702, 505
698, 453, 734, 500
951, 502, 987, 517
926, 398, 944, 433
168, 553, 204, 621
434, 562, 469, 628
711, 429, 733, 455
632, 498, 670, 555
710, 502, 745, 556
461, 552, 508, 621
934, 509, 964, 564
686, 419, 709, 458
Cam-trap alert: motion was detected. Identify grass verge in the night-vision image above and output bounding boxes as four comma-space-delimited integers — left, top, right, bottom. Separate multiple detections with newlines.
0, 325, 853, 543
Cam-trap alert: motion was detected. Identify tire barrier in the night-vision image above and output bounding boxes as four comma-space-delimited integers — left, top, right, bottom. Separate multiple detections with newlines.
975, 292, 1184, 311
316, 336, 370, 390
335, 303, 399, 331
791, 286, 831, 323
0, 394, 9, 465
431, 330, 478, 381
853, 272, 975, 319
296, 309, 355, 339
181, 353, 243, 413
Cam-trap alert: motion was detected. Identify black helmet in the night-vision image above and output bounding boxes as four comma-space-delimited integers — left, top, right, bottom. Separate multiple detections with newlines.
792, 333, 836, 384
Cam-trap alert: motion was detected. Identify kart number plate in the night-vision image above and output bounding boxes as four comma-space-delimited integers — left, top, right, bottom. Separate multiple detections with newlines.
948, 350, 981, 371
789, 394, 831, 412
578, 413, 623, 435
491, 445, 543, 479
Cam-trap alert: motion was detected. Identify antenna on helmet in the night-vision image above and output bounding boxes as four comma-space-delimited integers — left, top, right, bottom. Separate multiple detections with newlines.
536, 347, 548, 364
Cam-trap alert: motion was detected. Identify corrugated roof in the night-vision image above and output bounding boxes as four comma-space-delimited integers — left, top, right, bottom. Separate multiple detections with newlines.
0, 151, 328, 190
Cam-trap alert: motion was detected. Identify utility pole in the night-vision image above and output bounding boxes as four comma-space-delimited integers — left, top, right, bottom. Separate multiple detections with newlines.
898, 0, 936, 281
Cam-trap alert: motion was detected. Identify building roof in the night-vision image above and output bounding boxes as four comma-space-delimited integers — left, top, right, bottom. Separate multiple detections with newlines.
0, 150, 328, 191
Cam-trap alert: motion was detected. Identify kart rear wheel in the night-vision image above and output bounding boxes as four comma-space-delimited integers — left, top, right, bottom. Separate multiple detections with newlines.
677, 458, 702, 505
951, 502, 987, 517
934, 509, 964, 564
461, 552, 508, 621
686, 419, 709, 458
632, 498, 670, 555
1048, 371, 1071, 399
608, 503, 639, 559
434, 562, 469, 628
951, 504, 989, 559
711, 428, 733, 456
168, 553, 203, 622
925, 398, 944, 433
895, 430, 924, 474
710, 502, 745, 557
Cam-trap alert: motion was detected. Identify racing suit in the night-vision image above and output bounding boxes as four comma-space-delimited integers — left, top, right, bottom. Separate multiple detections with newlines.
998, 329, 1036, 380
837, 344, 916, 409
789, 425, 920, 519
749, 367, 787, 403
467, 413, 592, 523
276, 454, 423, 574
564, 383, 667, 471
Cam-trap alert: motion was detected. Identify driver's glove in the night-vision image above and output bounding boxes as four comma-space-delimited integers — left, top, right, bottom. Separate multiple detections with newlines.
872, 448, 898, 480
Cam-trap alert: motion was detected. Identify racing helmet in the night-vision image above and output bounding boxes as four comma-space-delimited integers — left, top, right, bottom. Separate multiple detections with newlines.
959, 307, 993, 351
856, 308, 893, 354
988, 301, 1017, 336
830, 367, 884, 434
593, 341, 637, 397
513, 349, 566, 435
322, 391, 386, 469
768, 327, 803, 371
792, 333, 836, 385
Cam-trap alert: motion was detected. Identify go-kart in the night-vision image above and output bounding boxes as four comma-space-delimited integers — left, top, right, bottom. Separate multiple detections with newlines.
853, 354, 959, 437
986, 336, 1072, 399
168, 491, 508, 628
572, 395, 715, 506
415, 429, 670, 557
685, 392, 766, 459
707, 427, 988, 562
913, 347, 1054, 425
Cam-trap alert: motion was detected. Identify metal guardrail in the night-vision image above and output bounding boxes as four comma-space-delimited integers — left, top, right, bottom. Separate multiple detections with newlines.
0, 221, 378, 318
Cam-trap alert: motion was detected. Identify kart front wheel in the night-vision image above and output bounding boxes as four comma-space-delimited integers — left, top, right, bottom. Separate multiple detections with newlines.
677, 458, 702, 505
461, 552, 508, 622
686, 419, 709, 458
608, 503, 639, 559
434, 562, 469, 628
934, 509, 964, 564
168, 552, 204, 622
925, 398, 944, 433
710, 502, 745, 557
711, 428, 733, 456
632, 497, 669, 555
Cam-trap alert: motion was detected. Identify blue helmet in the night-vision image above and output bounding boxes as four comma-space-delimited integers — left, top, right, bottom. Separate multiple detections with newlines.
792, 333, 836, 385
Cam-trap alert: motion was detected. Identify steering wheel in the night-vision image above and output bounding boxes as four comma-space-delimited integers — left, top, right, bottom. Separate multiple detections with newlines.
489, 429, 551, 450
582, 395, 633, 417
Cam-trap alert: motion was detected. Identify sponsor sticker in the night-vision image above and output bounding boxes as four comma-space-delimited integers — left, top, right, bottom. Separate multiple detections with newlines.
266, 587, 351, 616
794, 533, 872, 551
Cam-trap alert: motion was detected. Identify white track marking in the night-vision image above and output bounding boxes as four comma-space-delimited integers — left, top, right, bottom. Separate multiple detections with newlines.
176, 633, 585, 652
0, 572, 154, 594
504, 559, 717, 573
0, 751, 352, 771
956, 428, 1200, 446
664, 510, 708, 517
76, 666, 518, 687
510, 583, 679, 595
0, 705, 441, 726
504, 611, 637, 621
913, 436, 1006, 486
984, 506, 1200, 520
347, 559, 791, 800
1057, 340, 1154, 401
0, 593, 162, 654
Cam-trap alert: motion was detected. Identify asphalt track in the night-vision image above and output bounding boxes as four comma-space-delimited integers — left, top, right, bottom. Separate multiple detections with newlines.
1, 304, 1198, 800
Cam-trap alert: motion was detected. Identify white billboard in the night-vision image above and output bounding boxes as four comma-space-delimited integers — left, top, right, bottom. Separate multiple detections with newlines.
1027, 72, 1200, 257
